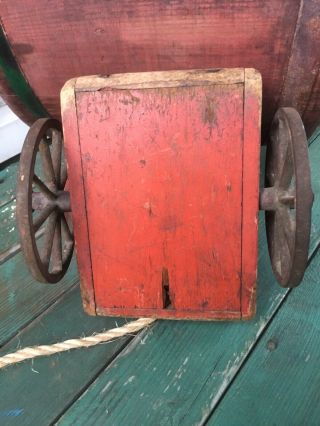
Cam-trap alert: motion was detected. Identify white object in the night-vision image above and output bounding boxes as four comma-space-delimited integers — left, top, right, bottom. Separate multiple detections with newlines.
0, 101, 29, 163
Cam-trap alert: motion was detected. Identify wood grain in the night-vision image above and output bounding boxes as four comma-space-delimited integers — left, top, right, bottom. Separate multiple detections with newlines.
55, 137, 320, 425
241, 69, 262, 318
0, 199, 17, 257
279, 0, 320, 138
61, 79, 96, 315
0, 287, 132, 426
0, 251, 78, 347
3, 0, 318, 135
210, 248, 320, 425
0, 158, 19, 207
62, 69, 261, 319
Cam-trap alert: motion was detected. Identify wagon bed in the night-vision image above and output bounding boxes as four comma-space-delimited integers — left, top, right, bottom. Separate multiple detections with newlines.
0, 129, 319, 425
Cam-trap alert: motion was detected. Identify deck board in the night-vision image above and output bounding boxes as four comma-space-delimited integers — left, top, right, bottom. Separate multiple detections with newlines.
209, 247, 320, 425
0, 157, 18, 207
56, 138, 320, 425
55, 233, 320, 426
0, 287, 132, 426
0, 154, 80, 347
0, 198, 17, 257
0, 131, 319, 425
0, 252, 78, 347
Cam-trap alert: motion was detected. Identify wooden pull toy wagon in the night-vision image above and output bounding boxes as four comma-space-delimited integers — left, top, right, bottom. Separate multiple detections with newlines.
15, 68, 314, 320
0, 1, 318, 321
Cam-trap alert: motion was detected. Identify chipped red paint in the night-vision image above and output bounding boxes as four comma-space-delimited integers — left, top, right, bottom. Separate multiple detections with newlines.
61, 69, 261, 320
61, 79, 96, 315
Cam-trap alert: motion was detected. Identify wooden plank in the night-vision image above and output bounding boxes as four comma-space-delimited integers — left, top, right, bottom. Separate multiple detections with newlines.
72, 70, 254, 318
0, 158, 21, 257
56, 139, 320, 425
0, 157, 18, 207
0, 287, 132, 426
0, 196, 45, 263
0, 0, 301, 135
0, 198, 18, 256
0, 158, 55, 258
241, 68, 262, 318
279, 0, 320, 138
0, 252, 78, 346
74, 68, 246, 90
209, 248, 320, 425
61, 79, 96, 315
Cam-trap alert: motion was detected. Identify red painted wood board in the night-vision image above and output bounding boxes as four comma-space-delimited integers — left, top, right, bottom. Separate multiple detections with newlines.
61, 69, 261, 320
2, 0, 320, 138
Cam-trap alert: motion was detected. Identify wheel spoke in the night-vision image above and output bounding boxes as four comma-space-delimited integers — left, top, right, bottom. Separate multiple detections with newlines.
39, 139, 57, 189
63, 239, 74, 263
33, 174, 56, 200
278, 143, 293, 189
270, 212, 282, 275
60, 162, 67, 189
52, 129, 62, 188
61, 214, 74, 262
266, 135, 277, 186
279, 188, 296, 209
268, 117, 293, 190
61, 214, 73, 243
40, 211, 58, 266
51, 215, 62, 273
33, 204, 56, 232
277, 207, 295, 258
279, 232, 291, 277
272, 209, 293, 281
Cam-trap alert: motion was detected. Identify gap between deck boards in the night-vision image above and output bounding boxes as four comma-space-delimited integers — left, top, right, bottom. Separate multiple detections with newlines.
0, 130, 319, 425
54, 134, 320, 425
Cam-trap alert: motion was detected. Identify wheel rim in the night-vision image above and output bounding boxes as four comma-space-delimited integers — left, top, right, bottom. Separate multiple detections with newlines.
262, 107, 314, 287
16, 118, 74, 283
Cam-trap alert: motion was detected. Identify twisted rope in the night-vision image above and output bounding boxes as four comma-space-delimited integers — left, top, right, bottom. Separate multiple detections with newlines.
0, 317, 156, 369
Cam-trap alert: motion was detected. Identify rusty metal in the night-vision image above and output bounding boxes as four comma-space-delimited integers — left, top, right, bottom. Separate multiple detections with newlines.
260, 107, 314, 287
16, 118, 74, 283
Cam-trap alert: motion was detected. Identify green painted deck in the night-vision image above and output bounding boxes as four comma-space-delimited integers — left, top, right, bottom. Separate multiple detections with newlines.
0, 130, 319, 425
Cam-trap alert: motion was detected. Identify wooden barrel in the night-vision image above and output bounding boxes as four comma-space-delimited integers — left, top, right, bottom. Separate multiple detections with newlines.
0, 0, 319, 138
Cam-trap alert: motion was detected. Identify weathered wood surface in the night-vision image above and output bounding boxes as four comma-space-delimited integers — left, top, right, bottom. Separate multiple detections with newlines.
210, 248, 320, 426
0, 127, 319, 425
0, 149, 56, 258
0, 1, 320, 137
56, 233, 320, 425
0, 27, 47, 124
62, 69, 261, 319
0, 199, 17, 257
0, 157, 80, 335
0, 157, 133, 426
0, 158, 18, 206
0, 287, 132, 426
56, 137, 320, 425
0, 252, 78, 347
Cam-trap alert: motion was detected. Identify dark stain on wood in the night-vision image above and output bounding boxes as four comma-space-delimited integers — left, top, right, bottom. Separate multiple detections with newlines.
160, 215, 182, 232
11, 43, 34, 55
203, 97, 216, 128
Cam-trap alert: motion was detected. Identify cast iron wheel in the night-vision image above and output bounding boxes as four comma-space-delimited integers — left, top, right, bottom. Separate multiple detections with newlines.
260, 107, 314, 287
16, 118, 74, 283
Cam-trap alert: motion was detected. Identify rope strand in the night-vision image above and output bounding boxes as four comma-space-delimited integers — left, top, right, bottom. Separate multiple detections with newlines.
0, 317, 156, 369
